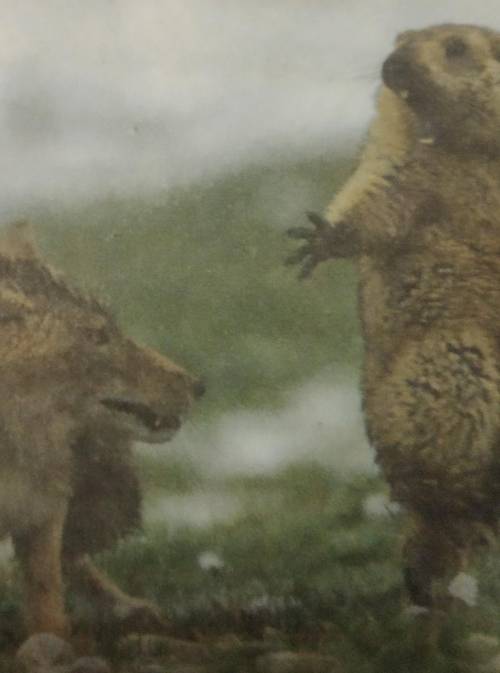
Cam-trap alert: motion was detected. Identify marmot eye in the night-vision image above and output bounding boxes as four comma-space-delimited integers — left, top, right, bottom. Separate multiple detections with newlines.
445, 37, 468, 58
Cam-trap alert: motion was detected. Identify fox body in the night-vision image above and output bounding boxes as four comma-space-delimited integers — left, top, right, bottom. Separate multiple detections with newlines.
289, 24, 500, 610
0, 221, 202, 636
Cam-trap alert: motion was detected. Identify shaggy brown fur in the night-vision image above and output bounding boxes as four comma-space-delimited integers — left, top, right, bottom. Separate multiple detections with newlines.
288, 24, 500, 618
0, 221, 203, 637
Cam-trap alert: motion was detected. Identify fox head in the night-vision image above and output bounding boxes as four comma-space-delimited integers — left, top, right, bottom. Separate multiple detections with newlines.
0, 221, 204, 445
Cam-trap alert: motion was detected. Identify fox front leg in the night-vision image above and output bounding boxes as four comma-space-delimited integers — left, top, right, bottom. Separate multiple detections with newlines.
13, 503, 69, 638
286, 212, 360, 278
66, 555, 169, 635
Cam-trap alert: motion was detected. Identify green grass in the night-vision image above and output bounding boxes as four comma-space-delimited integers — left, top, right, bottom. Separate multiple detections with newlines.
97, 462, 500, 672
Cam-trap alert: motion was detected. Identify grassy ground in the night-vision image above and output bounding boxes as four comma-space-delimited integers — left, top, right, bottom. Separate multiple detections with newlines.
2, 461, 498, 671
97, 462, 500, 672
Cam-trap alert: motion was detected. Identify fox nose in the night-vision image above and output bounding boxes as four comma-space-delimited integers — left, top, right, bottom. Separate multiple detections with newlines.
193, 378, 206, 399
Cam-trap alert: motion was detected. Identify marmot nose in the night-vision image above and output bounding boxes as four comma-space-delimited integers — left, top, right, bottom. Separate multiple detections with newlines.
382, 50, 413, 90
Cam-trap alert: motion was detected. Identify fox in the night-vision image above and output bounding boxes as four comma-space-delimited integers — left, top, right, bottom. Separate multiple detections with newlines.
0, 220, 204, 639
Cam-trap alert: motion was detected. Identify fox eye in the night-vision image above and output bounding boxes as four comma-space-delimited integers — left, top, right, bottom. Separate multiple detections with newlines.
445, 37, 468, 58
85, 326, 111, 346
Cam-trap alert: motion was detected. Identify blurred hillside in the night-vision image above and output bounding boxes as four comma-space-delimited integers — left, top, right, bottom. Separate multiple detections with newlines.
34, 153, 360, 417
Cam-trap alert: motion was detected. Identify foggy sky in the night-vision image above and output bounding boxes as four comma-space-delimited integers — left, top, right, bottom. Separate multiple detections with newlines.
1, 0, 500, 214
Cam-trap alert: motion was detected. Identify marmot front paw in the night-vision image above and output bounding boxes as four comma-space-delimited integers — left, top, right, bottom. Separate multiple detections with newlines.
286, 211, 350, 278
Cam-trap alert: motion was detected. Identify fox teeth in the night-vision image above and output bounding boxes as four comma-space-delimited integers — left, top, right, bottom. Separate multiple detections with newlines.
400, 90, 409, 100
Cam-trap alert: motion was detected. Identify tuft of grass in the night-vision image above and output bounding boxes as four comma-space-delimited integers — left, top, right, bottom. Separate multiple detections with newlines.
95, 462, 500, 672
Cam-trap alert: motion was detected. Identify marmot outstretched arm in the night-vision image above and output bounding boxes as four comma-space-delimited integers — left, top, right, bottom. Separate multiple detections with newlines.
287, 87, 418, 277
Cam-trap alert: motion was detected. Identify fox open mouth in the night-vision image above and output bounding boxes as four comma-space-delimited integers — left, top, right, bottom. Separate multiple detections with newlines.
100, 398, 180, 440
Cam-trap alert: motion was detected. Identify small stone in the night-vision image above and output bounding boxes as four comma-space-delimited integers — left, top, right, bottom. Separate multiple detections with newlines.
23, 667, 69, 673
214, 633, 241, 649
131, 665, 165, 673
132, 666, 207, 673
112, 597, 168, 633
68, 656, 111, 673
256, 650, 341, 673
16, 633, 75, 671
464, 633, 500, 664
118, 635, 209, 662
479, 653, 500, 673
263, 627, 285, 643
162, 666, 207, 673
215, 636, 284, 658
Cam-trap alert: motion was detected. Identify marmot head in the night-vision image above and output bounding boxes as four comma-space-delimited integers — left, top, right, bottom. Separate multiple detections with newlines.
381, 24, 500, 155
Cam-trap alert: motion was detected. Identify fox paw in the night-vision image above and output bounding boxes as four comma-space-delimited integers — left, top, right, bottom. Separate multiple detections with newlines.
112, 597, 169, 634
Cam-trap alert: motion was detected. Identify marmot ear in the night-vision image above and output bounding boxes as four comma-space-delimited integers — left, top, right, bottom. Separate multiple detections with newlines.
0, 220, 39, 260
396, 30, 417, 45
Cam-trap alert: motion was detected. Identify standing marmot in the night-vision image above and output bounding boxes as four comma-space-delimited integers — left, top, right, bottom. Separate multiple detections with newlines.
288, 23, 500, 619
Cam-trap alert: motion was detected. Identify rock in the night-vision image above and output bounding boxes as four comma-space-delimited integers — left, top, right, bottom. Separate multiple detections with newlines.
263, 627, 286, 643
113, 598, 168, 634
215, 636, 285, 658
161, 667, 207, 673
256, 650, 341, 673
118, 634, 209, 663
131, 665, 207, 673
16, 633, 75, 672
130, 665, 165, 673
464, 633, 500, 664
213, 633, 241, 649
479, 654, 500, 673
68, 656, 111, 673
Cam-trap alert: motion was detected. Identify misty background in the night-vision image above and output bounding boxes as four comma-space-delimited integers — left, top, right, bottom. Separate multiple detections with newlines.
2, 0, 500, 521
4, 0, 500, 212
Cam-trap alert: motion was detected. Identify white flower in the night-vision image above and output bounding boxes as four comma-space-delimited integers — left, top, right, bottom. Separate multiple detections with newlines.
448, 572, 478, 607
403, 604, 429, 618
197, 550, 225, 572
363, 493, 401, 518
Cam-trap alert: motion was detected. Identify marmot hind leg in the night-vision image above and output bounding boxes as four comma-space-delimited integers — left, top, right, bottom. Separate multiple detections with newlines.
365, 329, 500, 647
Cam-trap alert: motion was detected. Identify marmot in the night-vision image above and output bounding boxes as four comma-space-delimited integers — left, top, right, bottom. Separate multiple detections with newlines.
288, 23, 500, 615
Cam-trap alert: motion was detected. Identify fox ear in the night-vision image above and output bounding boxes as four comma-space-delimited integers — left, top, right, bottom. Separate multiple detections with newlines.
0, 220, 39, 260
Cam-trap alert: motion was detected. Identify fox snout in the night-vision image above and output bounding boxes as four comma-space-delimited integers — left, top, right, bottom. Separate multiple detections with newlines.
95, 341, 205, 445
191, 377, 206, 400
